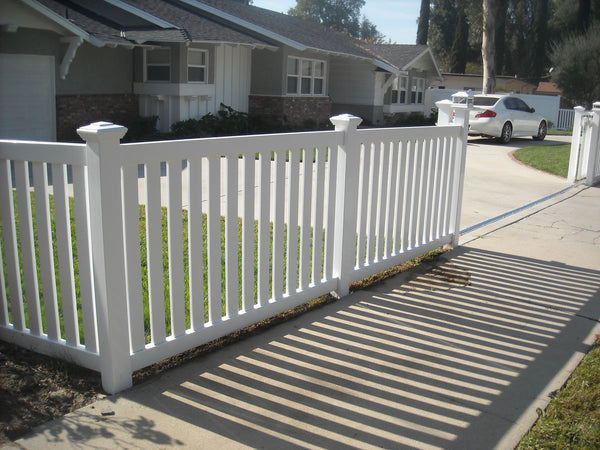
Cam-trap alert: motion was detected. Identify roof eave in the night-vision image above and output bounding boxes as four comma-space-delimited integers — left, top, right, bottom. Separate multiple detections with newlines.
19, 0, 105, 47
175, 0, 307, 51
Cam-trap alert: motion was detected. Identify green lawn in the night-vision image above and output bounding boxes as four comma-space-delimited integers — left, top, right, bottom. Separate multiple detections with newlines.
518, 339, 600, 449
513, 144, 570, 178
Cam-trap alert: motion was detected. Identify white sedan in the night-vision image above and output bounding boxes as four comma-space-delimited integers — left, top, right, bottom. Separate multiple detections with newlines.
468, 94, 548, 144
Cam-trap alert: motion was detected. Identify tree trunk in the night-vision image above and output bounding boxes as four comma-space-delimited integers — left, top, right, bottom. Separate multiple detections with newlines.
482, 0, 496, 94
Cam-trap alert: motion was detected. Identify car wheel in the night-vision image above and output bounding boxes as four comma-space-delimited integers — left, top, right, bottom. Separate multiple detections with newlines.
497, 122, 512, 144
533, 121, 547, 141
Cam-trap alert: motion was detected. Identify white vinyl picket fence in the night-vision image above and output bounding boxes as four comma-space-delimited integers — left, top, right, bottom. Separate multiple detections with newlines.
568, 102, 600, 186
0, 102, 471, 394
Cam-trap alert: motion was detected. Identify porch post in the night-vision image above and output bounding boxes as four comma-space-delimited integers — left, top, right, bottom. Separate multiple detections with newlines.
330, 114, 362, 298
77, 121, 132, 394
448, 95, 472, 247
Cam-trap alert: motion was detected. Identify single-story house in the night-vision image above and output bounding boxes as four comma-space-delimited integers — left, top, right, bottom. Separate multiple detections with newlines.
1, 0, 443, 141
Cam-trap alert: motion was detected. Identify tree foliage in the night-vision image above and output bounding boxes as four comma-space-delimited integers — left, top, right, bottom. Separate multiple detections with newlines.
416, 0, 430, 45
423, 0, 600, 86
550, 22, 600, 108
288, 0, 383, 42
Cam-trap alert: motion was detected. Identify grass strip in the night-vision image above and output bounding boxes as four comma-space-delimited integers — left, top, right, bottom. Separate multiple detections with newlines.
518, 339, 600, 449
513, 144, 570, 178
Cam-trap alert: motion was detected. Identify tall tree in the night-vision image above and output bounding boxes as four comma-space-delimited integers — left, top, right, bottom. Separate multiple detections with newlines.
288, 0, 370, 38
531, 0, 550, 80
417, 0, 430, 44
448, 4, 469, 73
428, 0, 458, 68
482, 0, 496, 93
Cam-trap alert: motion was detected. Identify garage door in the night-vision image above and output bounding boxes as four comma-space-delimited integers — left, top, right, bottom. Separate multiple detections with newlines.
0, 54, 56, 141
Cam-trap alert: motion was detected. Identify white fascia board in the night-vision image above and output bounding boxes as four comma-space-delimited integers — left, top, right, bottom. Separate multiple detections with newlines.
18, 0, 104, 47
403, 47, 443, 80
102, 0, 179, 29
176, 0, 307, 51
372, 58, 399, 75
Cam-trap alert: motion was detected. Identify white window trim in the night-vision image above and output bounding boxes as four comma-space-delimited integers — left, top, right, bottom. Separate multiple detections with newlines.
188, 48, 208, 83
411, 77, 425, 104
392, 76, 408, 104
144, 47, 170, 82
286, 56, 326, 96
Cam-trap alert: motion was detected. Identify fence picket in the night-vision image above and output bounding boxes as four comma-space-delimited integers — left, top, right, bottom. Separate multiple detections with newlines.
392, 141, 406, 254
312, 147, 326, 284
187, 158, 204, 328
167, 160, 186, 335
384, 142, 397, 259
323, 147, 337, 280
32, 162, 60, 340
257, 152, 270, 306
376, 142, 389, 261
225, 156, 239, 318
206, 156, 222, 324
145, 161, 167, 344
356, 145, 369, 267
299, 149, 313, 289
122, 164, 144, 352
286, 150, 300, 295
241, 155, 255, 311
72, 165, 97, 351
272, 150, 286, 300
52, 163, 79, 344
15, 161, 42, 335
0, 160, 24, 330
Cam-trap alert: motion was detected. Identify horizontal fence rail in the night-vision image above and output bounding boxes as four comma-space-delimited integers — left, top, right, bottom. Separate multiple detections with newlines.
0, 105, 471, 393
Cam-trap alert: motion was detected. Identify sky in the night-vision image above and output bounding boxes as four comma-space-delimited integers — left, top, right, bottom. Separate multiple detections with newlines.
251, 1, 421, 45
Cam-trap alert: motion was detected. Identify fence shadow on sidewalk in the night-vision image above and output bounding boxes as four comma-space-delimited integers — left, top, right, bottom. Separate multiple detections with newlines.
35, 246, 599, 449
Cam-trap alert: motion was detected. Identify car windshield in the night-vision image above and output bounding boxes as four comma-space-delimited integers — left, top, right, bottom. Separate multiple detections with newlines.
473, 96, 500, 107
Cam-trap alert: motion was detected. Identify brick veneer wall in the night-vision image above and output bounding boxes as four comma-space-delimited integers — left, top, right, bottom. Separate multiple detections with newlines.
56, 94, 138, 142
249, 95, 332, 128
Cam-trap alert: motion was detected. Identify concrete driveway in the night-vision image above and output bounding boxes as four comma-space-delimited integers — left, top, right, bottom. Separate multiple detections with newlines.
134, 134, 573, 232
460, 135, 572, 232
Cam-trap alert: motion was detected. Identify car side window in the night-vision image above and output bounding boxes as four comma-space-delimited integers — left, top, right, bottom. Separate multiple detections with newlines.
514, 98, 530, 112
503, 98, 516, 110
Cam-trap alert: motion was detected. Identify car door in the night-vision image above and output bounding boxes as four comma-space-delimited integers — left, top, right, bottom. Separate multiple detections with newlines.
513, 97, 539, 135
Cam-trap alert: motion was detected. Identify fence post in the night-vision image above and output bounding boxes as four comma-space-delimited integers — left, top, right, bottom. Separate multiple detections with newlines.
568, 106, 586, 182
77, 122, 132, 394
448, 95, 472, 247
330, 114, 362, 298
585, 102, 600, 186
435, 99, 453, 126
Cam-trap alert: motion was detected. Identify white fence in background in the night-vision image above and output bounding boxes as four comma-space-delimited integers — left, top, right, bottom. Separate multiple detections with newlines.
557, 108, 575, 130
568, 103, 600, 186
0, 102, 471, 394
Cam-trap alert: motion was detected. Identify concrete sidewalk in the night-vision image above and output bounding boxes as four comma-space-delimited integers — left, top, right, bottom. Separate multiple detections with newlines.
12, 181, 600, 449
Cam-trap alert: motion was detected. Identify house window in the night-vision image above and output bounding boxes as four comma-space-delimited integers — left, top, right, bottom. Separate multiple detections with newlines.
188, 48, 208, 83
391, 76, 408, 104
287, 57, 326, 96
145, 48, 170, 82
411, 77, 425, 104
